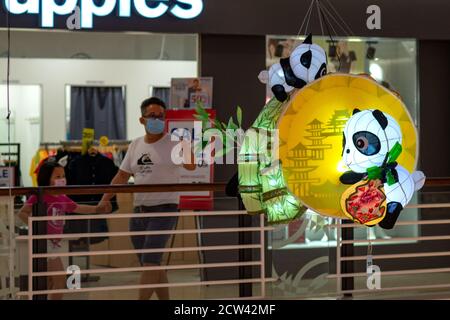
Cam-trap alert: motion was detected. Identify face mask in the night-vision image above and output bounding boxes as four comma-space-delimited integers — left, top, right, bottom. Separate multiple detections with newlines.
54, 178, 67, 186
146, 118, 165, 135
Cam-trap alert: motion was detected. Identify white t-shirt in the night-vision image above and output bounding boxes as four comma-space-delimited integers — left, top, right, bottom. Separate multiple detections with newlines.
120, 134, 181, 207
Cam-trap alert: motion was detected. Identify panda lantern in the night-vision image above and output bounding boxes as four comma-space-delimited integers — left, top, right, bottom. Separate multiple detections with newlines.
339, 109, 426, 229
259, 34, 328, 102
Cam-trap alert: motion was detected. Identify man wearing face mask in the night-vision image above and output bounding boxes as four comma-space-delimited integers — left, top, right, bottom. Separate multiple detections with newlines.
99, 97, 195, 300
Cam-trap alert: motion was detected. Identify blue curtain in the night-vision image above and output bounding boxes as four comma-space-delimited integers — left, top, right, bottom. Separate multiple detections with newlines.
152, 87, 170, 107
69, 86, 126, 140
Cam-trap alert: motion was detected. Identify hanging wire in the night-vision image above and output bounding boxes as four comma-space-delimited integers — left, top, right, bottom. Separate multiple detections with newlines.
318, 0, 350, 37
297, 0, 315, 37
316, 0, 325, 36
324, 0, 354, 36
317, 0, 342, 72
367, 228, 373, 259
304, 4, 314, 37
318, 4, 339, 41
6, 3, 12, 186
5, 0, 14, 300
317, 0, 342, 71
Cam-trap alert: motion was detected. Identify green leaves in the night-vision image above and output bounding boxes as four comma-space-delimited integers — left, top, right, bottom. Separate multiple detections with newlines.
213, 119, 223, 130
227, 117, 238, 130
193, 101, 245, 155
252, 98, 284, 130
194, 101, 209, 128
236, 106, 243, 128
195, 101, 209, 117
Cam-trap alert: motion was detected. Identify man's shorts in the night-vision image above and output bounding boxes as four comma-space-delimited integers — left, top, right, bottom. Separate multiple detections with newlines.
130, 204, 179, 265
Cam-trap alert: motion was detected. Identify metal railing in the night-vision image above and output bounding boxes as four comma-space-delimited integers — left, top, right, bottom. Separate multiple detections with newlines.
0, 183, 275, 300
17, 210, 274, 300
1, 178, 450, 300
331, 181, 450, 299
0, 196, 16, 299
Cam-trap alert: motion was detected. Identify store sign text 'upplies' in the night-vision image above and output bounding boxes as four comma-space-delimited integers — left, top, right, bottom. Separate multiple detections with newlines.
3, 0, 204, 29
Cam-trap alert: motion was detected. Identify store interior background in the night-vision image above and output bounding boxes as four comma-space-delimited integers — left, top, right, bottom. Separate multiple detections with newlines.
0, 30, 198, 187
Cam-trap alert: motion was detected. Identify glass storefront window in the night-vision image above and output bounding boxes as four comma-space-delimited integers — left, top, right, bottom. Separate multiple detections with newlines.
266, 36, 418, 124
0, 30, 198, 61
0, 85, 41, 187
0, 29, 199, 187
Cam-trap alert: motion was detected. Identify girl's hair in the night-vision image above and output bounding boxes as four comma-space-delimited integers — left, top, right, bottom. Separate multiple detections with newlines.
37, 159, 62, 187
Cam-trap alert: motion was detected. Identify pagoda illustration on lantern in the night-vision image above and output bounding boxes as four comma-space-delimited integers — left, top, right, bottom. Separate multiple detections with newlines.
285, 142, 319, 197
323, 109, 351, 136
304, 119, 332, 160
284, 118, 332, 197
284, 110, 350, 202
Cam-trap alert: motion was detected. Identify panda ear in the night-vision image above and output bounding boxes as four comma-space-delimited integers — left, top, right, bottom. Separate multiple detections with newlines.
303, 33, 312, 44
352, 108, 361, 115
372, 109, 388, 130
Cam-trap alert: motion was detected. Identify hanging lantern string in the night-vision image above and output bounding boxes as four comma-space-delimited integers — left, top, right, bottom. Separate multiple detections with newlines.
5, 0, 13, 300
6, 1, 12, 201
318, 1, 351, 38
297, 0, 354, 39
367, 228, 373, 257
324, 0, 354, 36
316, 1, 342, 72
295, 0, 356, 72
297, 0, 315, 37
317, 4, 339, 42
315, 0, 325, 36
304, 3, 314, 36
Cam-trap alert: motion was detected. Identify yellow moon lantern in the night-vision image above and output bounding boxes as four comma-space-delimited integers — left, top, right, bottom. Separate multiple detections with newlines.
277, 73, 418, 219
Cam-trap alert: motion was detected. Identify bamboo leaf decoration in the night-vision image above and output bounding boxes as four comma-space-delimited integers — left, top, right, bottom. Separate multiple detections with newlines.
237, 106, 243, 128
193, 101, 245, 157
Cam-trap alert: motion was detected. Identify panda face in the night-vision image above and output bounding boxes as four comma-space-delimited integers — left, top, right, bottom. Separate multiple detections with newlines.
342, 109, 402, 173
290, 43, 327, 84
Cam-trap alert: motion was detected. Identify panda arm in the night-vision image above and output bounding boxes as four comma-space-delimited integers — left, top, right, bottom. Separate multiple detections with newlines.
339, 171, 366, 185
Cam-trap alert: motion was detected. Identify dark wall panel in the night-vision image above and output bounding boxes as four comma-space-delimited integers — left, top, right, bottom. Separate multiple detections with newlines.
418, 40, 450, 177
200, 34, 266, 183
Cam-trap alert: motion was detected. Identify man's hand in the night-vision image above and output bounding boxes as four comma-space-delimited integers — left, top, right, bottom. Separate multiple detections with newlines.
96, 200, 112, 214
181, 139, 196, 171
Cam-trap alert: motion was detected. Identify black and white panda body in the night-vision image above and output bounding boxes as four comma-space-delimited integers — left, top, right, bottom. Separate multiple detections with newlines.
340, 109, 425, 229
259, 34, 328, 102
289, 36, 327, 84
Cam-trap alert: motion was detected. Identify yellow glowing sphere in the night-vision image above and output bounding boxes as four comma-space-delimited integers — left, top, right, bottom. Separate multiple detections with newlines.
277, 73, 418, 219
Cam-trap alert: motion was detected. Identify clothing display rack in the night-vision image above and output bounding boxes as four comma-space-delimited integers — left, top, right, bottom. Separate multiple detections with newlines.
60, 140, 130, 147
39, 140, 130, 150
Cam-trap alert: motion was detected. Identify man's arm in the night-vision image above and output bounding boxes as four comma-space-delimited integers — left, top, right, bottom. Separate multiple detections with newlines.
181, 140, 196, 171
99, 169, 132, 203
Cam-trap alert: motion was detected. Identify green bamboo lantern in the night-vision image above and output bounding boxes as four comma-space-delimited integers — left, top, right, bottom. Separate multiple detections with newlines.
237, 128, 265, 214
238, 97, 306, 224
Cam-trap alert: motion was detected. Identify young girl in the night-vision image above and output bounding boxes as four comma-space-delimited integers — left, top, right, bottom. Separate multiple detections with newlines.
18, 158, 111, 300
